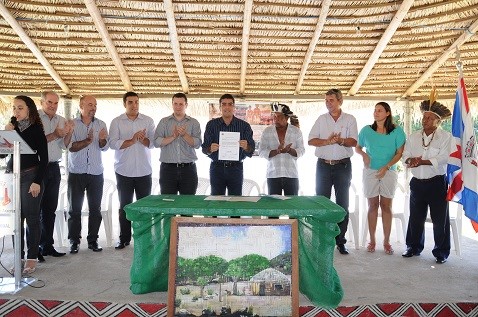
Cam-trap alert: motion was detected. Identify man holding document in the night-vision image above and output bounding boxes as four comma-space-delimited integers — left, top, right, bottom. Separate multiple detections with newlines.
202, 93, 255, 195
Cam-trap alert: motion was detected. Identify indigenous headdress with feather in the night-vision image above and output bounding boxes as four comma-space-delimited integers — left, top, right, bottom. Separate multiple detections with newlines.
419, 90, 451, 120
271, 102, 300, 127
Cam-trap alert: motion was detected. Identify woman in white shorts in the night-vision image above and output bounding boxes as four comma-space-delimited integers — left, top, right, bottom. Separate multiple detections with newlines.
356, 102, 406, 254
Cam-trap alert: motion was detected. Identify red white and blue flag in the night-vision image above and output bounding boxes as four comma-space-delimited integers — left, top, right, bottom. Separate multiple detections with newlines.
447, 71, 478, 232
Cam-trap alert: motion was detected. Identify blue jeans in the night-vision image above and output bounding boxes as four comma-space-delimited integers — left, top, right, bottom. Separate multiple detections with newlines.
39, 162, 61, 250
159, 163, 198, 195
315, 158, 352, 245
67, 173, 104, 244
209, 162, 243, 195
115, 173, 151, 244
406, 175, 450, 258
18, 167, 44, 260
267, 177, 299, 195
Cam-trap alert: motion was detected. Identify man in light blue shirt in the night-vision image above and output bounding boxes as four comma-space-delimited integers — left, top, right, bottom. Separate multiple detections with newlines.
67, 95, 109, 254
109, 92, 155, 250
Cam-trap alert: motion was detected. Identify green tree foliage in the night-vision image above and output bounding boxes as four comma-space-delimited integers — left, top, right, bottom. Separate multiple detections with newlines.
224, 254, 269, 280
176, 255, 227, 283
269, 251, 292, 274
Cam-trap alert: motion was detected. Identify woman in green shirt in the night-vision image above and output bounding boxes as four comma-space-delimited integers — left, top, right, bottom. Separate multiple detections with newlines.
356, 102, 406, 255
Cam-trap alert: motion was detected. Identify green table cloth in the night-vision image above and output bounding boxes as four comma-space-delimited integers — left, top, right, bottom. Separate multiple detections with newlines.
125, 195, 346, 308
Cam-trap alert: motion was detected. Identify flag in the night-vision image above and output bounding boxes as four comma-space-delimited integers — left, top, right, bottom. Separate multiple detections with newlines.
447, 72, 478, 231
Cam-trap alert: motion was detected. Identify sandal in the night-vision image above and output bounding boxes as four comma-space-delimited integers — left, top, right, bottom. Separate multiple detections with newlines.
9, 259, 25, 274
384, 243, 394, 255
22, 259, 37, 275
366, 242, 376, 253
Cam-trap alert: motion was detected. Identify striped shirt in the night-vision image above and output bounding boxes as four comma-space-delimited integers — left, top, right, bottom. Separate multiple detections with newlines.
39, 110, 67, 162
109, 113, 155, 177
154, 114, 202, 163
68, 117, 109, 175
202, 116, 255, 162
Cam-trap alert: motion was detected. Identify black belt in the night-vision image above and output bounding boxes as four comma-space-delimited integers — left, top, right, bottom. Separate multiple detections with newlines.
413, 175, 444, 182
320, 158, 350, 165
48, 161, 59, 165
213, 161, 243, 167
162, 162, 195, 168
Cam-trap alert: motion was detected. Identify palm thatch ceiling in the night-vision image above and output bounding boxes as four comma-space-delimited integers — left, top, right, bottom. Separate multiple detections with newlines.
0, 0, 477, 101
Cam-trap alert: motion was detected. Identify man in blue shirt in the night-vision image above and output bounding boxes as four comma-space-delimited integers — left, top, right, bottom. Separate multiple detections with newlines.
67, 95, 109, 254
202, 94, 255, 195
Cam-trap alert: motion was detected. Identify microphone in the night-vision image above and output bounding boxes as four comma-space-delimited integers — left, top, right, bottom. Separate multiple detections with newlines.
10, 116, 17, 128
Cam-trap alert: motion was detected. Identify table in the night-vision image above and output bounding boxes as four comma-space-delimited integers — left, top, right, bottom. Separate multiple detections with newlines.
125, 195, 346, 308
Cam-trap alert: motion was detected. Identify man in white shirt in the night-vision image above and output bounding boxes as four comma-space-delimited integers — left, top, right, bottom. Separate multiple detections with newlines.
402, 99, 452, 264
308, 89, 358, 255
109, 92, 155, 250
38, 91, 74, 261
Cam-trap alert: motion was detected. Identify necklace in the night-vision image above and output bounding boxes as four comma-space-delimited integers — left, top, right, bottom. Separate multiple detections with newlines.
422, 129, 436, 149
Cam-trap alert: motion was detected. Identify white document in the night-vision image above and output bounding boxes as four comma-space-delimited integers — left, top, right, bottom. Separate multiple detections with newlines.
268, 194, 292, 200
218, 131, 240, 161
204, 196, 261, 202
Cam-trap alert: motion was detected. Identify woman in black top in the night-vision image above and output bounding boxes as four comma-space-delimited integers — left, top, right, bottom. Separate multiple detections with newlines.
5, 95, 48, 274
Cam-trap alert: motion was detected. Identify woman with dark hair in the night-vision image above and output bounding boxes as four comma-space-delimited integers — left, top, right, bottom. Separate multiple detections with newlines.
355, 102, 406, 255
5, 95, 48, 274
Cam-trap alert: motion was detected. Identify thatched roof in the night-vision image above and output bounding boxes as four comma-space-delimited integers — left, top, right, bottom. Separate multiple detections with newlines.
0, 0, 477, 101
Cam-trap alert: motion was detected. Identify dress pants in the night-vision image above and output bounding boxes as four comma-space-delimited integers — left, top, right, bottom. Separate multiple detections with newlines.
159, 163, 198, 195
267, 177, 299, 196
209, 162, 243, 195
67, 173, 103, 244
115, 173, 151, 244
39, 162, 61, 251
315, 158, 352, 246
406, 175, 450, 258
17, 167, 44, 260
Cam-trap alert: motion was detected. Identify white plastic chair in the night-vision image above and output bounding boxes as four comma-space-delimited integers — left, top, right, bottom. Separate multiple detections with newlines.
330, 183, 360, 250
54, 178, 68, 248
196, 177, 211, 195
361, 182, 408, 247
347, 183, 360, 250
56, 177, 116, 247
151, 177, 160, 195
426, 202, 463, 257
242, 178, 262, 196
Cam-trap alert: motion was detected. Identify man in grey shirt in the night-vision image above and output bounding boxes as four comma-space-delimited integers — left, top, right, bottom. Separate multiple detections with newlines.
154, 93, 202, 194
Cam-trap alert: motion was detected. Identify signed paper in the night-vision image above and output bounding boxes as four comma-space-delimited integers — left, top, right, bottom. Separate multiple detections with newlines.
218, 131, 240, 161
204, 196, 261, 202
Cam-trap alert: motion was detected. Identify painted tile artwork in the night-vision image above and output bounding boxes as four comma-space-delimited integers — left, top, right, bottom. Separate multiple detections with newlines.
168, 217, 299, 317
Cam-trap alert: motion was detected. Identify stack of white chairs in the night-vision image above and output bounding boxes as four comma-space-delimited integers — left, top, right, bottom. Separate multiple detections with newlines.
196, 177, 211, 195
361, 182, 408, 247
55, 177, 117, 247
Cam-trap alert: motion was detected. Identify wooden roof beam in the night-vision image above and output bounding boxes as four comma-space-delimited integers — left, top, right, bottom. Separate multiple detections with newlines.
348, 0, 414, 96
239, 0, 253, 94
294, 0, 331, 95
0, 2, 71, 94
84, 0, 132, 92
402, 17, 478, 98
163, 0, 189, 94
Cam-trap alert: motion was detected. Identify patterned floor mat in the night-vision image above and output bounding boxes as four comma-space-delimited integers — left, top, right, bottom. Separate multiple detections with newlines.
0, 299, 476, 317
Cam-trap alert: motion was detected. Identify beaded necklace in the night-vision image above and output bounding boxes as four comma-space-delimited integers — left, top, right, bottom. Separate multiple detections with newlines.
422, 129, 436, 149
